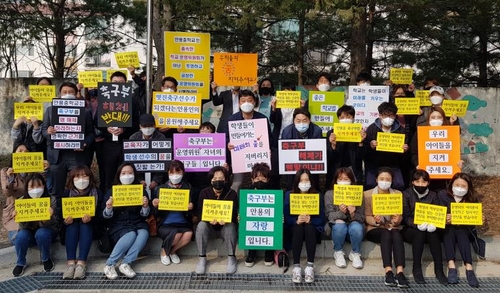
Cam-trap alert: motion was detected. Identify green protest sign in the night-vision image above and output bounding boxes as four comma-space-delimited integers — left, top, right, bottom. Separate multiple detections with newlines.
308, 91, 345, 137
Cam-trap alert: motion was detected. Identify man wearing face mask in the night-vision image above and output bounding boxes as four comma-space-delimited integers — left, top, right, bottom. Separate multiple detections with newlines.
38, 82, 95, 199
211, 81, 241, 133
356, 72, 372, 86
363, 102, 408, 191
303, 73, 333, 111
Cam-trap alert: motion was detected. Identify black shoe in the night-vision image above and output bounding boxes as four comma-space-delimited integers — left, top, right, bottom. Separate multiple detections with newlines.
43, 258, 54, 272
435, 269, 448, 285
384, 271, 397, 287
448, 268, 458, 284
12, 265, 26, 277
245, 250, 256, 267
264, 250, 274, 266
466, 270, 479, 288
412, 268, 426, 284
396, 272, 410, 288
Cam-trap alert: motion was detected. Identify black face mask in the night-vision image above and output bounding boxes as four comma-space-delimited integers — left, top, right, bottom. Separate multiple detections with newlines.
413, 185, 428, 195
259, 87, 272, 96
253, 181, 270, 190
211, 180, 225, 190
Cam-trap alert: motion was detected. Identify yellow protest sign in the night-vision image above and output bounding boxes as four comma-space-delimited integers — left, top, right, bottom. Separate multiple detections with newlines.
414, 202, 447, 229
394, 98, 420, 115
78, 71, 104, 88
114, 51, 140, 68
376, 132, 405, 153
415, 90, 432, 107
15, 197, 51, 223
275, 91, 301, 109
451, 203, 483, 225
289, 193, 320, 215
62, 196, 95, 219
372, 194, 402, 215
333, 185, 364, 206
29, 85, 56, 103
441, 100, 469, 117
14, 103, 43, 121
158, 189, 190, 211
152, 92, 202, 129
389, 68, 413, 84
12, 152, 44, 173
106, 70, 128, 82
333, 123, 363, 142
112, 184, 144, 207
214, 53, 258, 86
201, 199, 233, 223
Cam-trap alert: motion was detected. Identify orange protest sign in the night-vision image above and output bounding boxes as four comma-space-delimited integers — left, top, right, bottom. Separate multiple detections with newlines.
417, 126, 461, 179
214, 53, 258, 86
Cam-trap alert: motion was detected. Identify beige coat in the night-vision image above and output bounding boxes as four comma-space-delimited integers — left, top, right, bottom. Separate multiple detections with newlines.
364, 187, 403, 233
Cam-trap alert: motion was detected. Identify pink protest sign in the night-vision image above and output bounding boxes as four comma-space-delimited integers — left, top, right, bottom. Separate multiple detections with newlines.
173, 133, 226, 172
229, 118, 271, 174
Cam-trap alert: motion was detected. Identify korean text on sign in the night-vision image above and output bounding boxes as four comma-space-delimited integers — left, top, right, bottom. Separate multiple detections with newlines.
394, 97, 420, 115
289, 193, 320, 215
214, 53, 258, 86
12, 152, 44, 173
413, 202, 447, 229
333, 185, 364, 206
14, 103, 44, 121
123, 139, 173, 172
152, 92, 202, 129
346, 86, 390, 128
112, 184, 144, 207
15, 197, 51, 223
158, 189, 190, 211
308, 91, 344, 136
278, 139, 326, 175
62, 196, 96, 219
389, 68, 413, 84
78, 71, 103, 88
441, 100, 469, 117
376, 132, 405, 153
333, 123, 363, 142
51, 99, 86, 150
29, 85, 56, 103
417, 126, 460, 179
451, 203, 483, 225
201, 199, 233, 223
173, 133, 226, 172
371, 194, 402, 215
97, 82, 134, 128
275, 91, 302, 109
114, 51, 140, 68
415, 90, 431, 107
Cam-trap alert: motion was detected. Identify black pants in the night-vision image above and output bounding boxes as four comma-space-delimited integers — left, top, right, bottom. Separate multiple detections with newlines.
366, 228, 405, 268
102, 141, 124, 192
292, 223, 317, 264
402, 227, 443, 271
443, 225, 473, 265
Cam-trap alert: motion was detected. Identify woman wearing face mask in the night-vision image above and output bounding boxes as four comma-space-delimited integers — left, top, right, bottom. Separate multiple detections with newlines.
12, 174, 58, 277
437, 173, 483, 287
401, 170, 447, 285
324, 167, 365, 269
59, 165, 102, 280
195, 166, 238, 275
151, 160, 193, 266
102, 163, 150, 280
255, 78, 275, 120
364, 167, 409, 288
416, 86, 459, 128
284, 168, 325, 284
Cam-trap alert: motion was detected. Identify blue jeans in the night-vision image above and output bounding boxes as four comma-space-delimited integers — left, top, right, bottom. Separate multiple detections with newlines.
14, 228, 57, 266
8, 230, 17, 245
106, 229, 149, 266
331, 221, 364, 253
65, 221, 93, 261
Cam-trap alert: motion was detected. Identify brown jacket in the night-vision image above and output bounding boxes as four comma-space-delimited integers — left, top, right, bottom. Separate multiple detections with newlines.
364, 187, 403, 233
1, 167, 26, 232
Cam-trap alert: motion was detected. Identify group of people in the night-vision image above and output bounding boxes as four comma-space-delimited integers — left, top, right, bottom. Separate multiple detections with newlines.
0, 71, 485, 289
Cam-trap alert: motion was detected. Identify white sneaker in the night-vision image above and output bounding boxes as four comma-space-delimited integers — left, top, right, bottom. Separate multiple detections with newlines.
348, 251, 364, 269
160, 254, 171, 266
118, 263, 136, 279
103, 265, 118, 280
334, 250, 347, 268
304, 266, 315, 283
170, 254, 181, 264
292, 267, 302, 283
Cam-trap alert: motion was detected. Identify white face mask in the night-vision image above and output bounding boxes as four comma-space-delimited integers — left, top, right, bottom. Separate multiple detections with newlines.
61, 94, 76, 99
318, 84, 330, 92
337, 181, 351, 185
28, 188, 44, 198
119, 174, 135, 185
74, 178, 90, 190
339, 119, 354, 124
430, 95, 443, 105
240, 102, 254, 113
429, 119, 444, 127
169, 174, 183, 184
452, 186, 468, 197
141, 127, 155, 136
359, 82, 370, 86
377, 181, 392, 190
381, 117, 394, 127
163, 88, 174, 93
298, 182, 311, 192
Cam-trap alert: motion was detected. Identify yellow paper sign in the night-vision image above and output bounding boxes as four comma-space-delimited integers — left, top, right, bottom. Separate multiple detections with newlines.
394, 98, 420, 115
112, 184, 144, 207
214, 53, 258, 86
289, 193, 320, 215
15, 197, 51, 222
372, 194, 402, 215
14, 103, 44, 121
106, 70, 128, 82
275, 91, 301, 109
441, 100, 469, 117
389, 68, 413, 84
158, 189, 190, 211
333, 185, 364, 206
62, 196, 96, 219
78, 71, 104, 88
114, 51, 140, 68
414, 202, 447, 229
29, 85, 56, 103
201, 199, 233, 223
415, 90, 432, 107
451, 203, 483, 225
12, 152, 44, 173
152, 92, 202, 129
376, 132, 405, 153
333, 123, 363, 142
